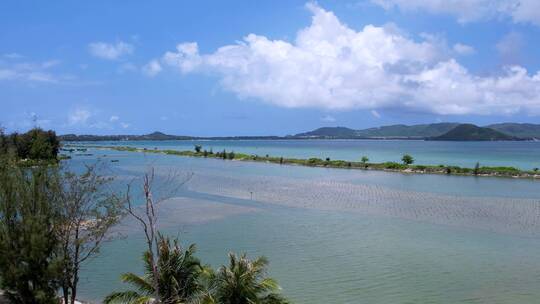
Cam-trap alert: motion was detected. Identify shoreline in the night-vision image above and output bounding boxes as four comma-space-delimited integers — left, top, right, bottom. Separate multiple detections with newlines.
64, 144, 540, 180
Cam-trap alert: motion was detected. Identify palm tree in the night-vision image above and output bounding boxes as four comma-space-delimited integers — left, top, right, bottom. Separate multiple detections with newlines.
212, 253, 289, 304
104, 235, 203, 304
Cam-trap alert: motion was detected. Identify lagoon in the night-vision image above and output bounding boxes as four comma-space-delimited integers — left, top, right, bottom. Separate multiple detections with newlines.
69, 142, 540, 303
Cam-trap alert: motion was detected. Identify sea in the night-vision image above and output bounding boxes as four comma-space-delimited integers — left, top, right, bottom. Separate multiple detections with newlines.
66, 140, 540, 304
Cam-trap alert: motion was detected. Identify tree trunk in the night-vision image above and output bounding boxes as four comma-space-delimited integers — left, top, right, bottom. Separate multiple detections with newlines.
70, 228, 80, 304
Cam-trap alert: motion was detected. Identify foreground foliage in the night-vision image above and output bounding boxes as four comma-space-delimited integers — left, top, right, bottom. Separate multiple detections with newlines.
0, 161, 62, 304
104, 234, 204, 304
0, 157, 123, 304
211, 253, 289, 304
57, 165, 124, 304
104, 237, 288, 304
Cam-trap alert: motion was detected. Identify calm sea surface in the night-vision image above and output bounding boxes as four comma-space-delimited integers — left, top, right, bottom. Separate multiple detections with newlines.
68, 140, 540, 303
75, 139, 540, 170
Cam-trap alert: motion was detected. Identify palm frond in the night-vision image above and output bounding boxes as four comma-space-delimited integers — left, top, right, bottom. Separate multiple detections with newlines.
259, 278, 280, 292
103, 290, 151, 304
120, 273, 154, 294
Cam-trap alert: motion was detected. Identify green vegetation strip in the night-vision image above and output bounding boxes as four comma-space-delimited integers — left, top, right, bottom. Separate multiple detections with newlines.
67, 145, 540, 179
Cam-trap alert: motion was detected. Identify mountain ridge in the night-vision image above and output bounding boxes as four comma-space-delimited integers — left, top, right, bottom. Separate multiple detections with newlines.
294, 123, 540, 140
59, 123, 540, 141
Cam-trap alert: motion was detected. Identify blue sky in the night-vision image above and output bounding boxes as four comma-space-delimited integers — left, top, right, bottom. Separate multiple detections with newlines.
2, 0, 540, 136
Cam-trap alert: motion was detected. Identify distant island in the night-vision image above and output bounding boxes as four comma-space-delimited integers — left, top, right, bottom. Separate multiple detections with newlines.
60, 123, 540, 142
295, 123, 538, 140
428, 124, 517, 141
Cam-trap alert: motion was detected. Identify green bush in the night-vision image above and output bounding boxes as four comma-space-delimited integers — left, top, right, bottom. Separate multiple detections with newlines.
307, 158, 323, 166
382, 162, 406, 170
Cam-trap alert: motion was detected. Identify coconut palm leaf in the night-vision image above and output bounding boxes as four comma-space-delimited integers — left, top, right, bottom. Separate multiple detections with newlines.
104, 234, 203, 304
213, 253, 288, 304
120, 273, 154, 295
103, 290, 153, 304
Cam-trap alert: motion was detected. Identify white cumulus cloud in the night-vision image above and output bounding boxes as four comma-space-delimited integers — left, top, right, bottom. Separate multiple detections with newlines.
88, 41, 134, 60
159, 3, 540, 116
142, 59, 162, 77
371, 0, 540, 25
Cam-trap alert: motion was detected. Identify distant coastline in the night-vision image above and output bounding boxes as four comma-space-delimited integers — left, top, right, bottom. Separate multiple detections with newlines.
64, 144, 540, 180
59, 122, 540, 142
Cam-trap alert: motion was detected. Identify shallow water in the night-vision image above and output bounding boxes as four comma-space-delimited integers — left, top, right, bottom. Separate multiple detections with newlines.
69, 146, 540, 304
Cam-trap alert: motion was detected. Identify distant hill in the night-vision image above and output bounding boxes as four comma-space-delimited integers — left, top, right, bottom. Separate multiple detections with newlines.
294, 123, 459, 138
487, 123, 540, 139
354, 123, 459, 138
429, 124, 516, 141
294, 127, 358, 138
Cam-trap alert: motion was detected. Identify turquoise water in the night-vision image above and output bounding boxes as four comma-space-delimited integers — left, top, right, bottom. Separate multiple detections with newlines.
73, 139, 540, 170
68, 144, 540, 303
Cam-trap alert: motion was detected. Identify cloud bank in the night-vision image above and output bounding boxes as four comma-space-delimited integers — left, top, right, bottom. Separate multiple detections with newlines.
371, 0, 540, 25
157, 3, 540, 116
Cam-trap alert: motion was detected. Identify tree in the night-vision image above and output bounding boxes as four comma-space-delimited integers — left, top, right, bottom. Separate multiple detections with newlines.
123, 168, 193, 303
1, 128, 60, 161
27, 129, 60, 160
194, 145, 202, 153
0, 157, 123, 304
0, 162, 62, 304
56, 164, 125, 304
212, 253, 289, 304
104, 234, 204, 304
361, 156, 369, 165
0, 127, 7, 155
401, 154, 414, 165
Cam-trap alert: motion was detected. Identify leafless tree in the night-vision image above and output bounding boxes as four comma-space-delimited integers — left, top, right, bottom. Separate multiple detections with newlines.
124, 167, 193, 303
